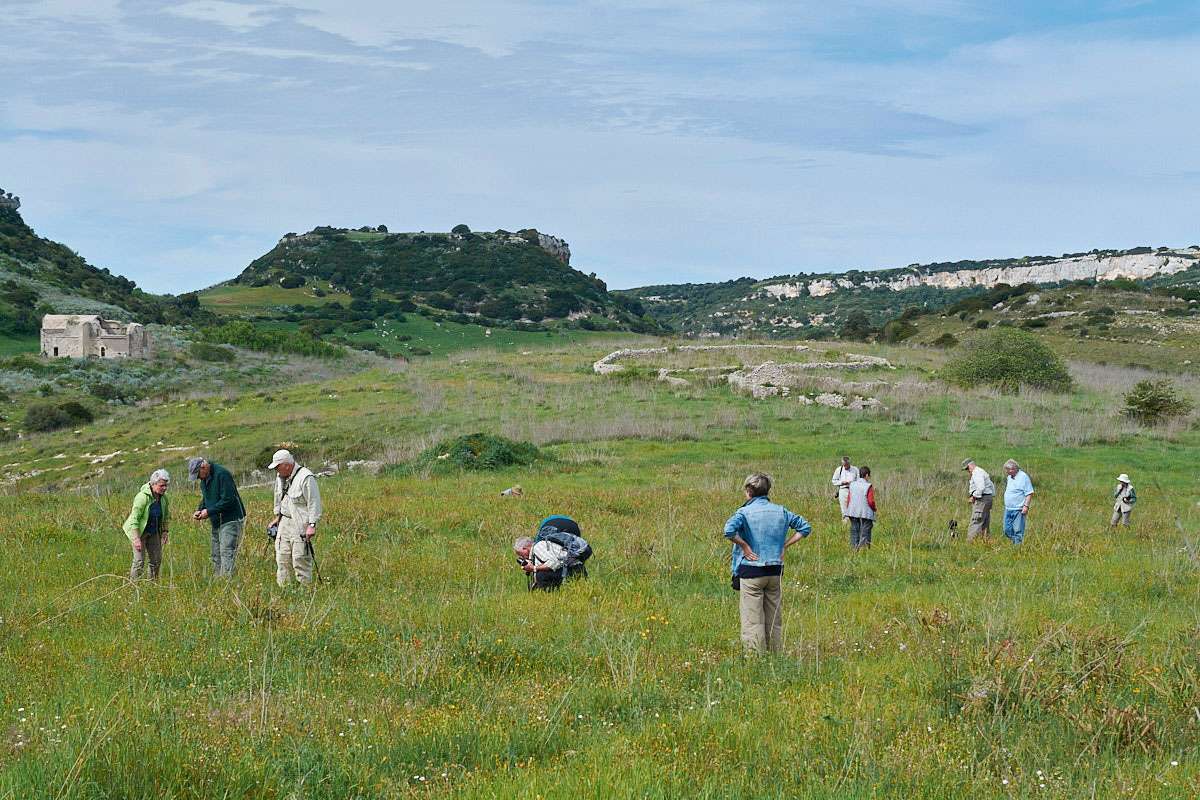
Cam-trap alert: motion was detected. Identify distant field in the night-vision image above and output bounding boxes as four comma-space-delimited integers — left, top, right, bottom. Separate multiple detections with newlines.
199, 282, 345, 314
1, 338, 1197, 798
346, 314, 638, 358
0, 334, 37, 356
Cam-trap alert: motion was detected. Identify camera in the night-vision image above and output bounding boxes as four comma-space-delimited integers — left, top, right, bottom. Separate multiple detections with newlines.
266, 523, 279, 541
516, 557, 529, 567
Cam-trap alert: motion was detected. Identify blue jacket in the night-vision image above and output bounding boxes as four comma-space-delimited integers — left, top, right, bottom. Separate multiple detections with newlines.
724, 496, 812, 574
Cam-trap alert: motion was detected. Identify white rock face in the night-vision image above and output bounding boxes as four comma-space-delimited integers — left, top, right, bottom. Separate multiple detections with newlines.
754, 251, 1197, 299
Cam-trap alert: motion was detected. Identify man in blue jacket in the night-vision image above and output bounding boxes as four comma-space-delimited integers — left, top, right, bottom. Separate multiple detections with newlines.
724, 473, 812, 653
188, 456, 247, 576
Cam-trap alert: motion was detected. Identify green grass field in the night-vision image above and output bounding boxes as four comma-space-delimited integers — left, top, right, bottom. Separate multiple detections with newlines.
199, 282, 346, 315
1, 339, 1197, 798
0, 334, 38, 356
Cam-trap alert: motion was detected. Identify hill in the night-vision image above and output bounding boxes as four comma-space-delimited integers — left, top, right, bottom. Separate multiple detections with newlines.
216, 224, 666, 345
623, 245, 1200, 338
0, 202, 210, 342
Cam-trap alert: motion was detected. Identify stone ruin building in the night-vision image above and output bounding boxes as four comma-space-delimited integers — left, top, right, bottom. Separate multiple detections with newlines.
40, 315, 150, 359
0, 188, 20, 210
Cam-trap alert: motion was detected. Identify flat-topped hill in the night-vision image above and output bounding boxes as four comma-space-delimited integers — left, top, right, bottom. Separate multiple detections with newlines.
226, 224, 663, 336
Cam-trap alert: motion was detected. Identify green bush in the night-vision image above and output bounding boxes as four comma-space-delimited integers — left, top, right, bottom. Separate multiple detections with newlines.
188, 341, 237, 362
930, 333, 959, 348
1122, 380, 1194, 425
25, 400, 94, 432
973, 319, 990, 329
940, 328, 1072, 393
408, 433, 543, 473
879, 319, 917, 344
197, 321, 343, 359
279, 274, 306, 289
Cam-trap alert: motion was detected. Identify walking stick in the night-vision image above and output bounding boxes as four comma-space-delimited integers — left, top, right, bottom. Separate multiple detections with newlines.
305, 537, 322, 583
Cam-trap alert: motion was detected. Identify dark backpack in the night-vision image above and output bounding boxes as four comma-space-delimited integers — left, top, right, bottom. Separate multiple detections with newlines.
535, 526, 592, 562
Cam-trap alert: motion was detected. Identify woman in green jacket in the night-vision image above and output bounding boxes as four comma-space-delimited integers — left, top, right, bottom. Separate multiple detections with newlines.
123, 469, 171, 580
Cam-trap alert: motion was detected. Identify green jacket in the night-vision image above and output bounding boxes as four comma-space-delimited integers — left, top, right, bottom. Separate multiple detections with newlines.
197, 462, 246, 529
123, 483, 170, 543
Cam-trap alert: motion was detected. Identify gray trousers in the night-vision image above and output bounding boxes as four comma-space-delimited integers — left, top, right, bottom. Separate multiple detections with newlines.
130, 531, 163, 580
849, 517, 873, 549
210, 519, 244, 576
1111, 508, 1131, 527
968, 495, 993, 540
739, 576, 783, 653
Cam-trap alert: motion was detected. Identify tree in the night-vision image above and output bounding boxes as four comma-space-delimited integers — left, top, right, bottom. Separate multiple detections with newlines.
451, 224, 471, 235
1123, 380, 1193, 425
940, 328, 1072, 393
839, 310, 874, 341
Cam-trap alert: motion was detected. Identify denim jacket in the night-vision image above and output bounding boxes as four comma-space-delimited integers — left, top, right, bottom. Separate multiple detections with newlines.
724, 496, 812, 574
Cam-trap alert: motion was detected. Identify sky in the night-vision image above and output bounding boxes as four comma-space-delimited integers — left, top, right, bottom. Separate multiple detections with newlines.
1, 1, 1198, 294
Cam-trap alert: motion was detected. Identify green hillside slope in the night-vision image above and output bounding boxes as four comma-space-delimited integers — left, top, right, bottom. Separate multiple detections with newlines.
222, 225, 665, 338
0, 205, 211, 341
623, 246, 1200, 338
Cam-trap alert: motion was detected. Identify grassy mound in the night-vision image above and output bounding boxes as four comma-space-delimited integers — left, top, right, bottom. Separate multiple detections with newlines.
939, 327, 1072, 393
412, 432, 543, 472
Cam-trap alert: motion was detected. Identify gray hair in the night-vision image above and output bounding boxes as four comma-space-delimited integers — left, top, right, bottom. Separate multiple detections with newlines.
513, 537, 534, 553
149, 468, 171, 484
743, 472, 772, 497
1004, 459, 1019, 470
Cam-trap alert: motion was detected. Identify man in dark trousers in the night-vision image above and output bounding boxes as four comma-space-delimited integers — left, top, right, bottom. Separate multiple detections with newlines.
188, 456, 247, 577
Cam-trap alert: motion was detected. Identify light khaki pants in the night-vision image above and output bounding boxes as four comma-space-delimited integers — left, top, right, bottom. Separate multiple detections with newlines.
968, 495, 993, 540
1111, 508, 1131, 527
739, 576, 783, 653
275, 517, 313, 586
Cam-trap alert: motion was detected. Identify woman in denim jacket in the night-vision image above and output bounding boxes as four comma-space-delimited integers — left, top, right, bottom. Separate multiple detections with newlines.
723, 473, 813, 653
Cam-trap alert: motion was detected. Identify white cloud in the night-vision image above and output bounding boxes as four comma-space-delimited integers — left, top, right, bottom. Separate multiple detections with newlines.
167, 0, 273, 32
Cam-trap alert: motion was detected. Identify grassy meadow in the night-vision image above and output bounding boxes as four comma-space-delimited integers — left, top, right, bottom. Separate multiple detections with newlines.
1, 338, 1198, 798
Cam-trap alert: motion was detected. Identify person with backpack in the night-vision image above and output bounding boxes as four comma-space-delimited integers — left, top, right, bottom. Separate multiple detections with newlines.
724, 473, 812, 654
1111, 473, 1137, 527
512, 515, 591, 591
845, 466, 876, 551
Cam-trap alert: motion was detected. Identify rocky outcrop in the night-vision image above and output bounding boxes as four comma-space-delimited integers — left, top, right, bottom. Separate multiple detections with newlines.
755, 251, 1198, 300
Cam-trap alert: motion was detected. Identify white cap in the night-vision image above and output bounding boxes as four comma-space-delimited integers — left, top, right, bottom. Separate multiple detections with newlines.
267, 449, 295, 469
1117, 473, 1130, 483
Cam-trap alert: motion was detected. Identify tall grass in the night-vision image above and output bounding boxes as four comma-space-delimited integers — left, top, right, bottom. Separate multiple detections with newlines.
0, 340, 1197, 797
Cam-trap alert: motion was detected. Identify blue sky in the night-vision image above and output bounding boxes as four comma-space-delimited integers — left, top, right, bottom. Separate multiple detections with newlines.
1, 1, 1198, 294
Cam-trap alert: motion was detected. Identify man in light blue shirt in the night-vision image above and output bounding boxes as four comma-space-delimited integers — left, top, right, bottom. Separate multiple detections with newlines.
1001, 458, 1034, 545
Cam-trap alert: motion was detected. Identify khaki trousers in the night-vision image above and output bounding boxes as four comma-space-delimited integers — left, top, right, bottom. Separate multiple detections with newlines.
130, 531, 163, 580
968, 495, 993, 540
1111, 508, 1131, 527
739, 575, 783, 653
275, 516, 313, 586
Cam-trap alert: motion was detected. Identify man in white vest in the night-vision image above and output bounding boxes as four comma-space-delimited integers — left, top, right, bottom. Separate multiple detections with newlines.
267, 448, 323, 587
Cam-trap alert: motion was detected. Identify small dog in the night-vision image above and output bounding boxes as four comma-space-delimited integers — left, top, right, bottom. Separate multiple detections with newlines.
947, 519, 959, 539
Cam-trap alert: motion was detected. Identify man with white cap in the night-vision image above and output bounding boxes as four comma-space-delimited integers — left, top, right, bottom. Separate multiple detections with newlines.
961, 458, 995, 541
267, 449, 323, 586
1111, 473, 1136, 527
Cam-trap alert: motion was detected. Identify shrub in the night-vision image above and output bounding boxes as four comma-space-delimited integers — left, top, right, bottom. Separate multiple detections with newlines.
280, 274, 306, 289
930, 333, 959, 348
87, 382, 120, 401
410, 433, 543, 473
1021, 318, 1048, 329
189, 341, 236, 362
940, 328, 1072, 393
973, 319, 990, 329
25, 400, 93, 432
1122, 380, 1194, 425
879, 319, 917, 344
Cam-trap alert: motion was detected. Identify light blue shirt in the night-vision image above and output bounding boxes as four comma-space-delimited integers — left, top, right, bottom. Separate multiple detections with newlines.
724, 496, 812, 574
1003, 470, 1034, 511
